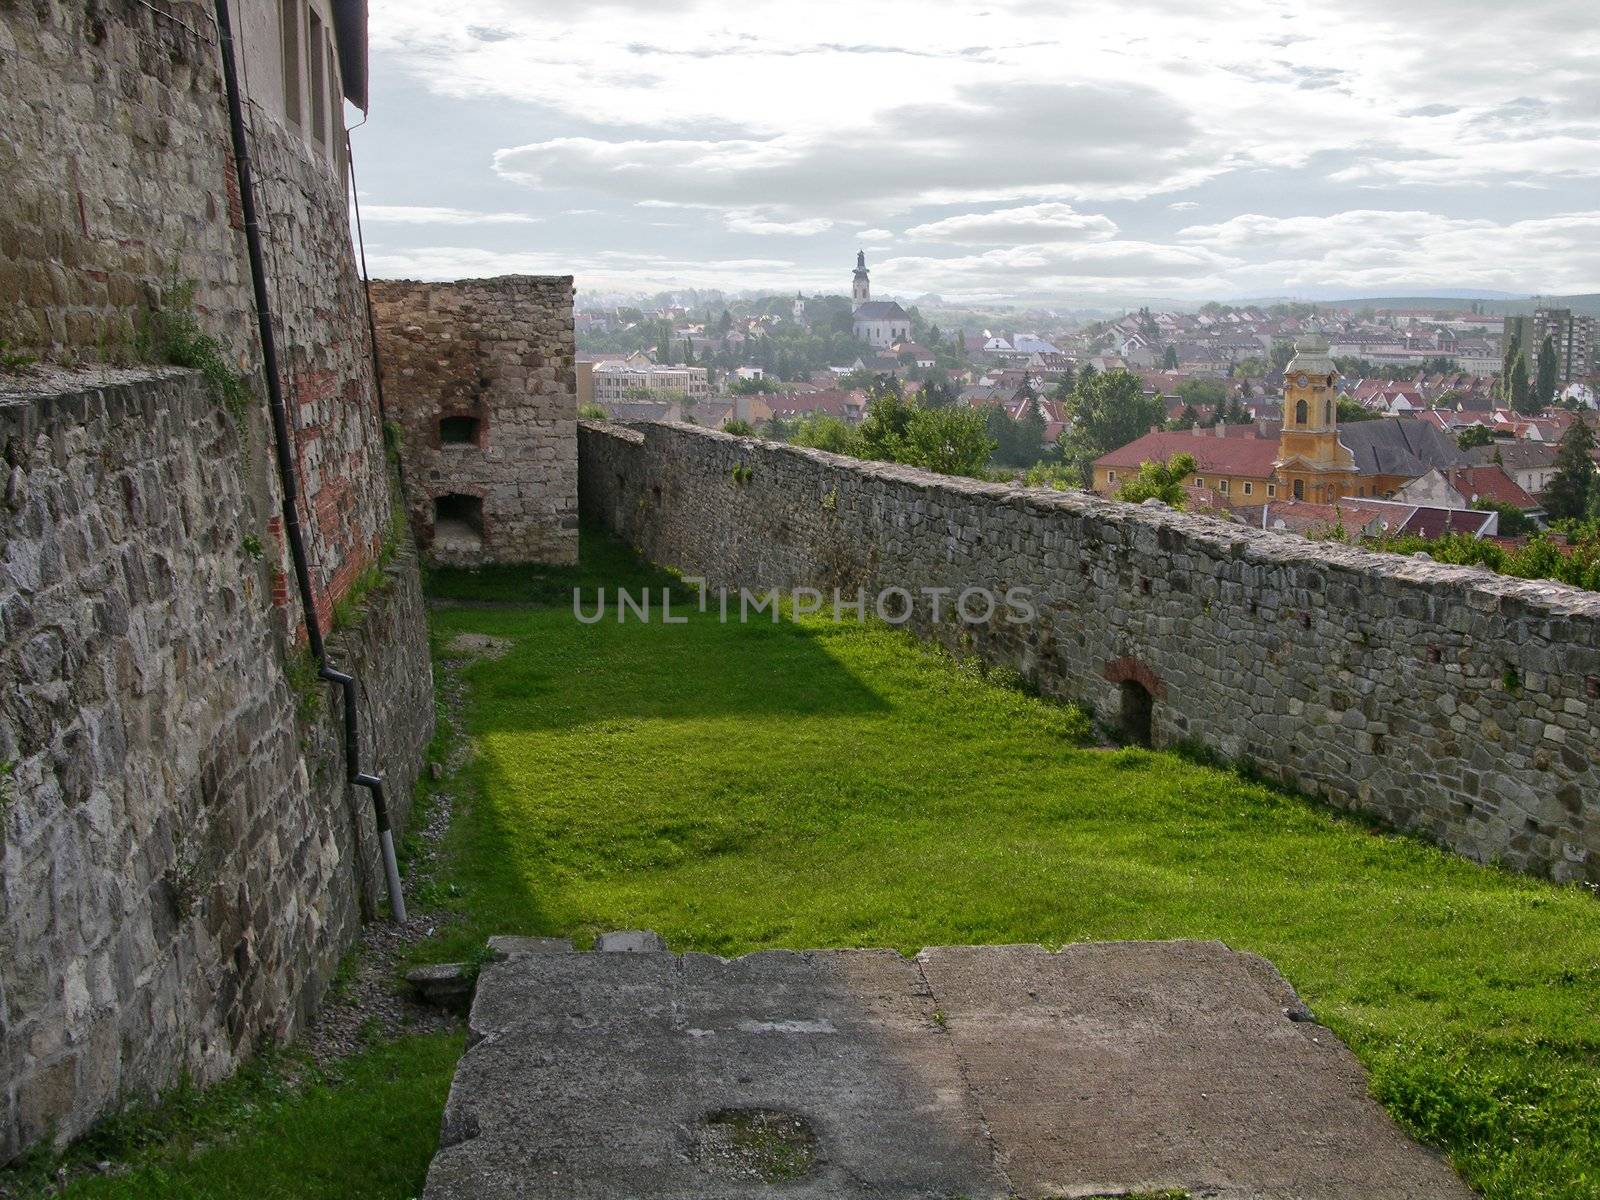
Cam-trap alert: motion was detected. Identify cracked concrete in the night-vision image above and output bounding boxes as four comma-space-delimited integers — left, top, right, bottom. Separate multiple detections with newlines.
422, 937, 1471, 1200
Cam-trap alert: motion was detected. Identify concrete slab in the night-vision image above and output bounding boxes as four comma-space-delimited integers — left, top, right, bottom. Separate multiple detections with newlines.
423, 938, 1471, 1200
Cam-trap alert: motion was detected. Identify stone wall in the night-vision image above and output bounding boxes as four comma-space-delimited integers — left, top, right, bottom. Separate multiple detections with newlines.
369, 277, 579, 567
0, 370, 434, 1160
1, 0, 392, 635
1, 0, 437, 1157
580, 420, 1600, 886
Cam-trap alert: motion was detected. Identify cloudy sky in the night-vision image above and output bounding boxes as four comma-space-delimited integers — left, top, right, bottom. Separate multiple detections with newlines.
352, 0, 1599, 305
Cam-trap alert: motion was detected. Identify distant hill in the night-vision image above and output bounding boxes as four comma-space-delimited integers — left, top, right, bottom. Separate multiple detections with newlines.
1234, 293, 1600, 317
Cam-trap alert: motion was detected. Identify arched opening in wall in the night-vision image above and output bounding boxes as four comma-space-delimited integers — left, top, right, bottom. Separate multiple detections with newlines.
1119, 680, 1154, 748
1295, 398, 1308, 424
439, 414, 482, 446
433, 493, 484, 549
1293, 478, 1305, 500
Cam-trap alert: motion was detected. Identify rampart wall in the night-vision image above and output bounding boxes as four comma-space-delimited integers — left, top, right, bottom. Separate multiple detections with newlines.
580, 420, 1600, 886
0, 371, 434, 1160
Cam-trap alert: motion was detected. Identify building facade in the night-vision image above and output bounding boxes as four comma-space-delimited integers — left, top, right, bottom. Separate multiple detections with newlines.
849, 251, 912, 348
1505, 309, 1596, 385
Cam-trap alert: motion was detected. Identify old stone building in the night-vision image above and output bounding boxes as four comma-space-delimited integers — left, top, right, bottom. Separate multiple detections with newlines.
369, 277, 579, 567
1, 0, 434, 1162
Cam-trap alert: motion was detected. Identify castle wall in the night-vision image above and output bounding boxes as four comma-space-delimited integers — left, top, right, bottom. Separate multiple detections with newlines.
1, 0, 387, 634
580, 420, 1600, 886
0, 0, 436, 1160
0, 372, 434, 1160
369, 277, 579, 567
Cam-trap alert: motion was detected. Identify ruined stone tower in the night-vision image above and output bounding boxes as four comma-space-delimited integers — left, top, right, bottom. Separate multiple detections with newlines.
369, 276, 580, 567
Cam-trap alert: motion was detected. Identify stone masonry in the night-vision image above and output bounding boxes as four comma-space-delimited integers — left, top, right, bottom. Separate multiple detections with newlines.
370, 277, 579, 567
1, 0, 436, 1162
0, 371, 434, 1161
2, 0, 394, 634
580, 420, 1600, 886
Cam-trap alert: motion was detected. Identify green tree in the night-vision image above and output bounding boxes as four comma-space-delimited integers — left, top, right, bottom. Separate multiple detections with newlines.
577, 403, 606, 420
857, 381, 916, 461
1543, 417, 1597, 520
722, 418, 755, 436
900, 407, 995, 478
1176, 378, 1226, 409
1336, 397, 1380, 423
1162, 344, 1179, 370
1171, 404, 1200, 431
1502, 331, 1521, 395
1059, 368, 1167, 485
1535, 335, 1558, 410
1114, 452, 1197, 508
790, 414, 862, 455
1270, 340, 1296, 370
1509, 350, 1535, 415
919, 376, 959, 409
1478, 500, 1536, 537
1457, 424, 1495, 449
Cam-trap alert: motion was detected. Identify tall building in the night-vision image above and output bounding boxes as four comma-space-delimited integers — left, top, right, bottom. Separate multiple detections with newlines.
1274, 334, 1359, 503
1504, 309, 1595, 386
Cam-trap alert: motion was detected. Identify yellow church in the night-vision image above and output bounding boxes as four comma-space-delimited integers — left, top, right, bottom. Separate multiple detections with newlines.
1273, 334, 1358, 503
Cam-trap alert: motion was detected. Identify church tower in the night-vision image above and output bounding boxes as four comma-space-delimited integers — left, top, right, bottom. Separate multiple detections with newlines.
852, 249, 870, 311
1274, 333, 1358, 503
792, 290, 806, 324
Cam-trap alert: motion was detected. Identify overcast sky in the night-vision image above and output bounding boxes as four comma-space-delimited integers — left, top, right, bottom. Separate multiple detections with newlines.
351, 0, 1599, 305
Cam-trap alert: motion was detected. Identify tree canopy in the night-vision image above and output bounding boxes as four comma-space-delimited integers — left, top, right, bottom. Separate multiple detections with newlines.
1058, 369, 1166, 484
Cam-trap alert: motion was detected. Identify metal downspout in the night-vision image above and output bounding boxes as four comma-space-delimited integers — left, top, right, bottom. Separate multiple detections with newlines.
212, 0, 406, 922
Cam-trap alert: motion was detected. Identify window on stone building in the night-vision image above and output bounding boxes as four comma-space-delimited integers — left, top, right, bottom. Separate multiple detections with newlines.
1293, 479, 1305, 500
439, 415, 481, 446
1107, 471, 1116, 483
327, 42, 342, 167
1243, 482, 1253, 496
1267, 484, 1276, 497
308, 9, 327, 145
1295, 398, 1308, 424
1219, 479, 1229, 493
279, 0, 301, 127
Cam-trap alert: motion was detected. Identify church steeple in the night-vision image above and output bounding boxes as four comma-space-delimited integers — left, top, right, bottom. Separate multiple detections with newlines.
1274, 333, 1357, 503
852, 249, 871, 310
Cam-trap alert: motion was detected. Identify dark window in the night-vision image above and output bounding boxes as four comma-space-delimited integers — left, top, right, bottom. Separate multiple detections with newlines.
439, 415, 481, 445
1324, 398, 1333, 424
1293, 479, 1304, 500
280, 0, 301, 127
1119, 681, 1154, 748
308, 10, 326, 145
1295, 398, 1308, 424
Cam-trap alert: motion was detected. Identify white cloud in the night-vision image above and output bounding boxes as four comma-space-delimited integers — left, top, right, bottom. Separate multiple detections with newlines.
359, 205, 541, 224
360, 0, 1600, 296
903, 203, 1117, 245
724, 210, 834, 236
1179, 209, 1600, 293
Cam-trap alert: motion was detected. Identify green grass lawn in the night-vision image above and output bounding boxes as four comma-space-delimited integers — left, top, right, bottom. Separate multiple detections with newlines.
421, 529, 1600, 1200
6, 1035, 460, 1200
16, 528, 1598, 1200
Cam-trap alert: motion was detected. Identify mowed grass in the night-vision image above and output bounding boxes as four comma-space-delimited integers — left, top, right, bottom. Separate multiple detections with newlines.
9, 1034, 461, 1200
424, 530, 1600, 1200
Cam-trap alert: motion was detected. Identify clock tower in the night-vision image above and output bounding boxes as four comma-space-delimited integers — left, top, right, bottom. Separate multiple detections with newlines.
1274, 333, 1357, 503
852, 249, 871, 310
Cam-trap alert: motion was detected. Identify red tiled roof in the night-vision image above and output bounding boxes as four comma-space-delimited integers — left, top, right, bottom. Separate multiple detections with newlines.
1095, 429, 1279, 477
1452, 465, 1536, 509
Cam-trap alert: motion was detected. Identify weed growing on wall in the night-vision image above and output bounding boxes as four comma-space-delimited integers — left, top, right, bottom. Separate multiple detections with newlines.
136, 280, 253, 425
0, 336, 37, 372
285, 647, 323, 719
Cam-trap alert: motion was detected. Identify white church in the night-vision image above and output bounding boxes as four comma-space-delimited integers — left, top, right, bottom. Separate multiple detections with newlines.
849, 250, 911, 348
